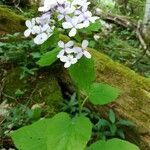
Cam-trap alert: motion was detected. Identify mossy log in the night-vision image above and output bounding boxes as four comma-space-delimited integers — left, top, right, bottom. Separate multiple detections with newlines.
0, 6, 26, 34
90, 48, 150, 150
0, 7, 150, 150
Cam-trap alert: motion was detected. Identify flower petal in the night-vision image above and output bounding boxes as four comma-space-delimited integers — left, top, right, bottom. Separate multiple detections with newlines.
82, 40, 89, 49
89, 16, 99, 23
69, 28, 77, 37
83, 50, 91, 59
65, 48, 74, 53
73, 47, 82, 53
83, 20, 90, 27
71, 58, 78, 64
64, 61, 71, 68
76, 52, 83, 59
76, 23, 85, 29
24, 29, 31, 37
25, 20, 32, 28
62, 22, 73, 29
58, 41, 65, 48
57, 14, 64, 21
66, 41, 74, 47
34, 33, 48, 45
57, 50, 65, 58
60, 56, 68, 62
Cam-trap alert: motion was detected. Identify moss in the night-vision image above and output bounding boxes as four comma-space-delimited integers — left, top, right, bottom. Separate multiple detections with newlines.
31, 73, 63, 108
3, 68, 28, 102
0, 6, 26, 33
2, 67, 63, 112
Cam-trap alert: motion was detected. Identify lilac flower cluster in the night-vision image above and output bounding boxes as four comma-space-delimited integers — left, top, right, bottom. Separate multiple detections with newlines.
24, 0, 99, 68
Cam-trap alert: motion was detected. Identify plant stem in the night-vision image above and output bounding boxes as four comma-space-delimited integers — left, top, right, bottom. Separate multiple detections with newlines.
76, 87, 82, 115
80, 96, 89, 112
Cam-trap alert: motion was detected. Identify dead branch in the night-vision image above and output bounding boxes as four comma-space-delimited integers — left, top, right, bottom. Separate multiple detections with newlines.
95, 10, 148, 50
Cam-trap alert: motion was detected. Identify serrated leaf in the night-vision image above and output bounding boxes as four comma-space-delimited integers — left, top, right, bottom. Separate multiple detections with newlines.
69, 57, 95, 91
88, 83, 119, 105
109, 109, 116, 123
87, 138, 140, 150
37, 47, 60, 67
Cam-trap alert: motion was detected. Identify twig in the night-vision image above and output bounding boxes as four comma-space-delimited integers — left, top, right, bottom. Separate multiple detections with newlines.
95, 10, 148, 50
136, 20, 147, 50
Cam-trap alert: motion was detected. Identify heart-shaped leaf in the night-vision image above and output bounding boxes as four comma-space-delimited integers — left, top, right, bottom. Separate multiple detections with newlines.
47, 112, 92, 150
87, 139, 140, 150
88, 83, 119, 105
69, 57, 95, 91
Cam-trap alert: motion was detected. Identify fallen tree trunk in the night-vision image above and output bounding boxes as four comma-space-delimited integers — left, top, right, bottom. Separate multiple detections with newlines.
0, 6, 150, 150
0, 6, 26, 34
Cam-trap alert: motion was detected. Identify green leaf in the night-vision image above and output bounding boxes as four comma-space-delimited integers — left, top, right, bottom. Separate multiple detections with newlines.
11, 119, 52, 150
47, 112, 92, 150
69, 57, 95, 91
88, 83, 119, 105
117, 119, 135, 127
109, 124, 117, 136
11, 113, 92, 150
87, 138, 140, 150
80, 22, 101, 34
40, 30, 59, 53
109, 109, 116, 123
37, 47, 60, 67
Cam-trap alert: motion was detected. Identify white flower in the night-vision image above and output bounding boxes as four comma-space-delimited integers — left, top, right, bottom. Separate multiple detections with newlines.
72, 0, 90, 7
79, 11, 99, 27
74, 5, 88, 16
74, 40, 91, 59
57, 5, 75, 21
34, 33, 48, 45
81, 40, 91, 58
24, 19, 36, 37
94, 34, 100, 41
38, 0, 57, 12
62, 16, 84, 37
36, 13, 51, 25
63, 55, 78, 68
58, 40, 74, 53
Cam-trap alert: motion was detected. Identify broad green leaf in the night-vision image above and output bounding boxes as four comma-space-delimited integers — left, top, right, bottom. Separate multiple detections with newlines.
88, 83, 119, 105
69, 57, 95, 91
11, 119, 51, 150
37, 47, 60, 67
11, 112, 92, 150
47, 112, 92, 150
87, 138, 140, 150
80, 22, 101, 34
40, 30, 59, 53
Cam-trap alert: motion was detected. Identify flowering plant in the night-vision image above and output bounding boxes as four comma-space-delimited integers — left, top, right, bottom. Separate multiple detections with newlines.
10, 0, 140, 150
24, 0, 99, 68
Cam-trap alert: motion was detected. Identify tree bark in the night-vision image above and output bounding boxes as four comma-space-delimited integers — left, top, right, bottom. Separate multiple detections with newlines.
143, 0, 150, 44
